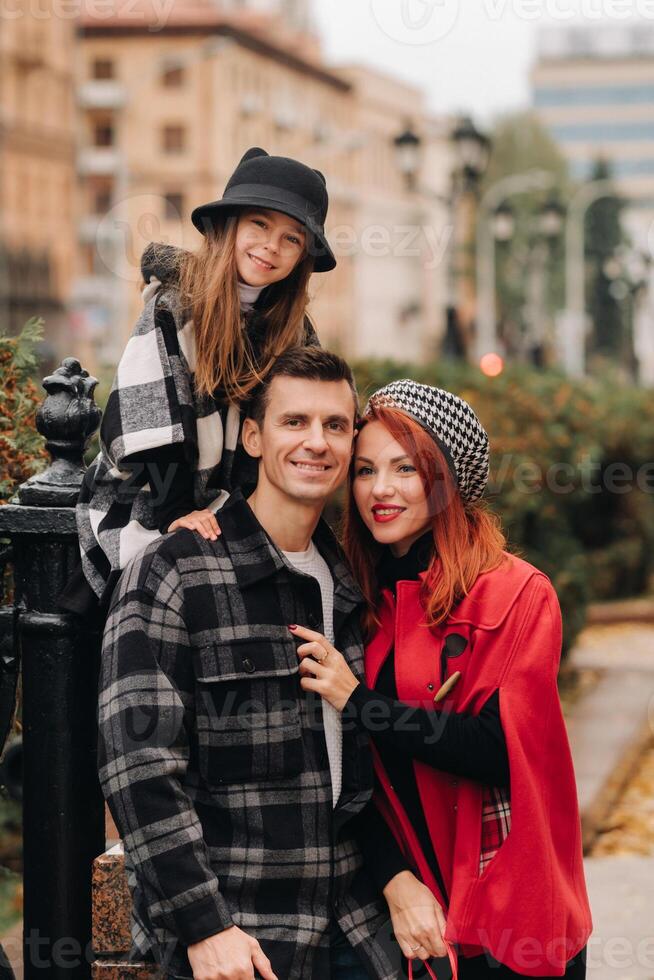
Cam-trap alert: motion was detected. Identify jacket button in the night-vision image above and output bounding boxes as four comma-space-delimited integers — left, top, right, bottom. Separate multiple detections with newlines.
427, 683, 434, 691
242, 658, 255, 673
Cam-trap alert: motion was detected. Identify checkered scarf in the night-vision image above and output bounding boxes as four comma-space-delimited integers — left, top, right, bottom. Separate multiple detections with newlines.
76, 243, 317, 600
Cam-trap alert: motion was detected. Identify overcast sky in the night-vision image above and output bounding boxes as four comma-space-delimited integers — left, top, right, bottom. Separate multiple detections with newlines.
312, 2, 652, 126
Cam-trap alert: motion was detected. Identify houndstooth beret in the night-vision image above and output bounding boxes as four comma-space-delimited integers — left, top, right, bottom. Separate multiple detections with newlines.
363, 379, 490, 503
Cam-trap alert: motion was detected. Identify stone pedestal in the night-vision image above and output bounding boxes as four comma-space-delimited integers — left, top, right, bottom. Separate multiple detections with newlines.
91, 844, 160, 979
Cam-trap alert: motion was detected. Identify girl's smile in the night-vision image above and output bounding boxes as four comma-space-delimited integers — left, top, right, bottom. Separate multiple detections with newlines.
246, 252, 276, 271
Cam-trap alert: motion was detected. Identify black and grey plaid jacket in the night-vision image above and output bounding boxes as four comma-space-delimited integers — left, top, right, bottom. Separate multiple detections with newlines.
98, 490, 395, 980
77, 242, 318, 602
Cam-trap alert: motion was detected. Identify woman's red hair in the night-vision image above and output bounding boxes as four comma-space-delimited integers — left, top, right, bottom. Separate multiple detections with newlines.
342, 405, 507, 638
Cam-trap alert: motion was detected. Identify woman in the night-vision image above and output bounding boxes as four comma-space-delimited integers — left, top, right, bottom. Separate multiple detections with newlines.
291, 379, 592, 978
60, 146, 335, 622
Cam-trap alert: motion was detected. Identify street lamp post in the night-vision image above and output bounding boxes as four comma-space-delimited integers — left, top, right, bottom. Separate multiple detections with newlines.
450, 117, 491, 357
556, 178, 617, 378
473, 168, 636, 378
475, 169, 556, 364
393, 116, 490, 361
488, 193, 565, 364
600, 244, 650, 379
452, 116, 491, 193
393, 127, 421, 193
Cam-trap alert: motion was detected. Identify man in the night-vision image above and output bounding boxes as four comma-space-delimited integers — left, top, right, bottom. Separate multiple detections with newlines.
97, 348, 395, 980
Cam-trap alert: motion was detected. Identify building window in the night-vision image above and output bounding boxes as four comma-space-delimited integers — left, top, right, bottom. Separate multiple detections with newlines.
90, 179, 113, 214
163, 192, 184, 220
534, 82, 654, 108
550, 120, 654, 143
92, 59, 114, 80
95, 187, 112, 213
162, 125, 186, 153
80, 243, 98, 276
162, 65, 185, 87
94, 120, 114, 147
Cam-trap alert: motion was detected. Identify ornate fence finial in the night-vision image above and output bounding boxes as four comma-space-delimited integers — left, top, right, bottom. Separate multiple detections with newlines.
18, 357, 102, 507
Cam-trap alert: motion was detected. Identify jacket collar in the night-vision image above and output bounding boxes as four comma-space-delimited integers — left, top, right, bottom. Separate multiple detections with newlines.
215, 489, 285, 586
216, 489, 363, 606
413, 553, 541, 630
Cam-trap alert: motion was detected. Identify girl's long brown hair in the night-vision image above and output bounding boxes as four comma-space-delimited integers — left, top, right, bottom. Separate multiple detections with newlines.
178, 212, 315, 402
342, 405, 507, 638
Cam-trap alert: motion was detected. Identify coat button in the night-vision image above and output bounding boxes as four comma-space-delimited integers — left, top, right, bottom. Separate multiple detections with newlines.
242, 658, 255, 673
427, 683, 434, 691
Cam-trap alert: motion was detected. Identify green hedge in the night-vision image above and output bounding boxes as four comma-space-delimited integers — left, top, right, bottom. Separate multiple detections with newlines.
352, 360, 654, 652
0, 319, 48, 505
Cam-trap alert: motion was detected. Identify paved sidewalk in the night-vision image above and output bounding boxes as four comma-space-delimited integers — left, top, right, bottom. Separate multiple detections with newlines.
566, 624, 654, 850
585, 856, 654, 980
571, 623, 654, 980
572, 622, 654, 672
587, 597, 654, 627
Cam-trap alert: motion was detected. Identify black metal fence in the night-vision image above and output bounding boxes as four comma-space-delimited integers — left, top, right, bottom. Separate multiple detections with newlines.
0, 358, 105, 979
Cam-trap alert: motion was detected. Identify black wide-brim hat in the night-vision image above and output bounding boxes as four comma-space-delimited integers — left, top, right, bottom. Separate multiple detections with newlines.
191, 147, 336, 273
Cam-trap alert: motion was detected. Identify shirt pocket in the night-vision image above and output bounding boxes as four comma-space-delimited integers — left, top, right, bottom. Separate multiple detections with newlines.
193, 632, 304, 785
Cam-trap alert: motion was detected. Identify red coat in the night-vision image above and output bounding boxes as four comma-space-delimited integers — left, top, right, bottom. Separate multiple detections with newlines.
365, 553, 592, 977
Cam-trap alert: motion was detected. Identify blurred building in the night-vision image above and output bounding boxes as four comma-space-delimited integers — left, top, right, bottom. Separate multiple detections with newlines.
531, 24, 654, 246
75, 0, 451, 368
0, 0, 76, 350
335, 66, 451, 362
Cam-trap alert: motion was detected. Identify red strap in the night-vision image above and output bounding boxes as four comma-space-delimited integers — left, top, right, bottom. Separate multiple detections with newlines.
407, 942, 458, 980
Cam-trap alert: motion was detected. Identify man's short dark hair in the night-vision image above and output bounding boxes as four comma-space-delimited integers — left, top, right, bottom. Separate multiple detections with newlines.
248, 346, 359, 427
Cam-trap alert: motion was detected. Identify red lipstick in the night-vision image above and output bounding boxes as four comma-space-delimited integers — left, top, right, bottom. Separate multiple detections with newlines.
371, 505, 405, 524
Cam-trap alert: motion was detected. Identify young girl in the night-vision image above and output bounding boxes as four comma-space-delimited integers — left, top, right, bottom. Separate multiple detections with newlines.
60, 147, 336, 620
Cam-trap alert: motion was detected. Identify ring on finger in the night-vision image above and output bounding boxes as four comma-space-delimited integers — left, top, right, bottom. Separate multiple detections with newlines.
409, 944, 421, 951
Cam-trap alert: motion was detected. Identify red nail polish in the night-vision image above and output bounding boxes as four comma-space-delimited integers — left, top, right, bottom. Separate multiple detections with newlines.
288, 625, 297, 631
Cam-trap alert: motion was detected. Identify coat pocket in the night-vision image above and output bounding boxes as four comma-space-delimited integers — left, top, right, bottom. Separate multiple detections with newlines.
193, 633, 304, 785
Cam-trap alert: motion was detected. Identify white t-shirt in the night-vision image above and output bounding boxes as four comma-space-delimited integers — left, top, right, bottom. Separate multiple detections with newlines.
282, 541, 343, 808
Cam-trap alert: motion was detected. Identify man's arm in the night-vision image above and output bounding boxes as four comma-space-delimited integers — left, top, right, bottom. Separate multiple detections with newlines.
97, 549, 233, 946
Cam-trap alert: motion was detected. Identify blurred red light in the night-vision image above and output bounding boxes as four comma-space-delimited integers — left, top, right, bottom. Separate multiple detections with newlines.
480, 353, 504, 377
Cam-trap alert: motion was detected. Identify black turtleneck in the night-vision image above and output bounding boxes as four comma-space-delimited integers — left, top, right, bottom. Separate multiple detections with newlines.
347, 533, 509, 898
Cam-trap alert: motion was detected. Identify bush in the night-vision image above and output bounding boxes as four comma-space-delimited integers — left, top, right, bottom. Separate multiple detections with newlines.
352, 360, 654, 653
0, 319, 48, 505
